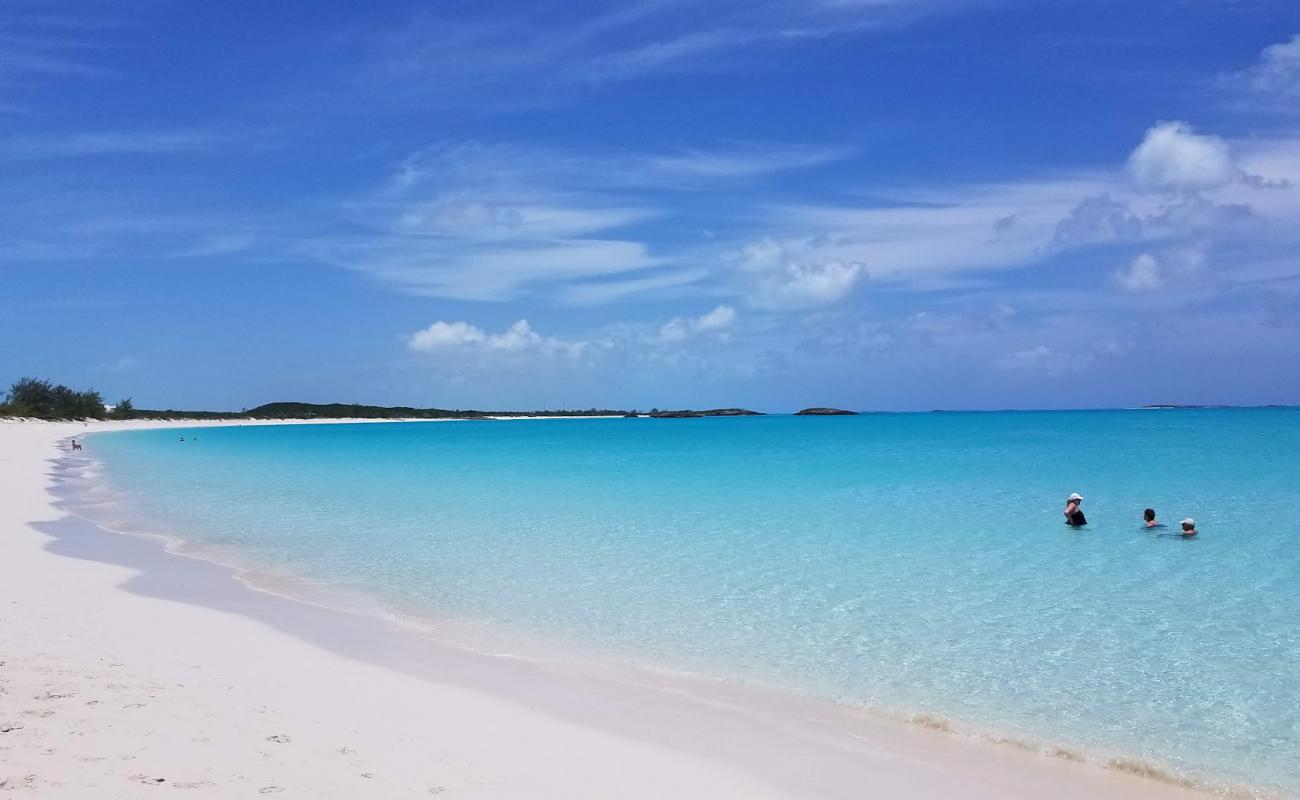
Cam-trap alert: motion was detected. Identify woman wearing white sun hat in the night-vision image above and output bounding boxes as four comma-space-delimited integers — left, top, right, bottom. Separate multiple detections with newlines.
1180, 518, 1198, 537
1064, 492, 1087, 526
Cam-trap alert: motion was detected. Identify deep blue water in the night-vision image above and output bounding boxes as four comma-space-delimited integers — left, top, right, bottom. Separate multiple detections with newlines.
87, 410, 1300, 793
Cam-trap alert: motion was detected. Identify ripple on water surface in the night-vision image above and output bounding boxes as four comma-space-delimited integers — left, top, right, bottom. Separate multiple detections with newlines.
85, 411, 1300, 795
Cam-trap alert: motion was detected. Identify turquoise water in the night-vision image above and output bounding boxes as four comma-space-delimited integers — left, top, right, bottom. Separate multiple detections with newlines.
87, 411, 1300, 794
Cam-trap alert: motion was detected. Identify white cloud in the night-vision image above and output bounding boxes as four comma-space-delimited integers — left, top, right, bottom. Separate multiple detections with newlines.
408, 321, 486, 351
1127, 122, 1236, 193
394, 200, 651, 240
653, 304, 738, 343
694, 304, 737, 332
1052, 195, 1143, 248
644, 143, 856, 180
757, 258, 865, 310
1239, 33, 1300, 99
407, 319, 589, 359
558, 268, 709, 306
354, 1, 966, 104
315, 139, 853, 303
1113, 246, 1210, 295
1113, 253, 1163, 292
761, 177, 1105, 290
734, 239, 867, 310
486, 319, 543, 352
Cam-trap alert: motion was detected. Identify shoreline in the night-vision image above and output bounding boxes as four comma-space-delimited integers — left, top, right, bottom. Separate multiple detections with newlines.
1, 419, 1262, 798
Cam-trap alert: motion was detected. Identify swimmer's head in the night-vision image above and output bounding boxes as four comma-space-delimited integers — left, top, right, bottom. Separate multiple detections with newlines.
1144, 508, 1156, 522
1068, 492, 1083, 502
1181, 518, 1196, 531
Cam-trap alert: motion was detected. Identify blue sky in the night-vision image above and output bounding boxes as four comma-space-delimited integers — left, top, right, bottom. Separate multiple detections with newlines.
3, 0, 1299, 411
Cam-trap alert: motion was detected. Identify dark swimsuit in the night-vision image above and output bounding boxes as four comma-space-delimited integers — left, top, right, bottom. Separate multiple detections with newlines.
1066, 509, 1087, 526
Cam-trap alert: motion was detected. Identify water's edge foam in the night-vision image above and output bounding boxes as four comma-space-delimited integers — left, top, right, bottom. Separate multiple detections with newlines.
53, 434, 1282, 800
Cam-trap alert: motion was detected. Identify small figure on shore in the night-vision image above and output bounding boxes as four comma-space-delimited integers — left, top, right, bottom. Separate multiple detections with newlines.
1143, 508, 1159, 528
1180, 518, 1198, 537
1064, 493, 1087, 526
71, 439, 81, 452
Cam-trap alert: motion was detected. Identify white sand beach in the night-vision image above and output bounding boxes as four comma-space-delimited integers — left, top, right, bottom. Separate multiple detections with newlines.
1, 420, 1227, 798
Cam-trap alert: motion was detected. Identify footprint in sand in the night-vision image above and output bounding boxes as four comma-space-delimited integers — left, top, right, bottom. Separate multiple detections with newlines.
0, 723, 23, 733
0, 774, 38, 790
265, 734, 291, 744
258, 786, 285, 794
130, 774, 166, 785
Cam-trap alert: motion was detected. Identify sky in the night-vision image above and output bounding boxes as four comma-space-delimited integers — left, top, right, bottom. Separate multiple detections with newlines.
2, 0, 1299, 412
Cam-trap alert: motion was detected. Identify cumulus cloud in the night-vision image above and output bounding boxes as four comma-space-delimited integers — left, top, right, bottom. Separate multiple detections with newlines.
1052, 195, 1144, 248
1127, 122, 1236, 193
408, 319, 588, 357
653, 304, 738, 343
734, 240, 866, 310
408, 320, 487, 350
1238, 33, 1300, 99
1052, 190, 1255, 252
1112, 246, 1209, 294
694, 304, 736, 332
1113, 253, 1163, 292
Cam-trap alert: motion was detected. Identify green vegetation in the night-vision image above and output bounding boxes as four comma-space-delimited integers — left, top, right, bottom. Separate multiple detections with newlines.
0, 379, 635, 421
245, 402, 481, 420
0, 376, 768, 421
1, 378, 106, 420
647, 408, 762, 418
243, 402, 631, 420
109, 398, 135, 420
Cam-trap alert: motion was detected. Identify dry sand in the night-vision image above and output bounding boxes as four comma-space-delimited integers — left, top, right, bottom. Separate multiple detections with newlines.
1, 420, 1225, 798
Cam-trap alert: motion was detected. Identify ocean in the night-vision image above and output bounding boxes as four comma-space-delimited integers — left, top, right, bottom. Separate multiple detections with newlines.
82, 410, 1300, 794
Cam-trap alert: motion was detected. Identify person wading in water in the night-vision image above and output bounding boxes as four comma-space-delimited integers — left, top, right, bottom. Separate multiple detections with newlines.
1064, 492, 1087, 526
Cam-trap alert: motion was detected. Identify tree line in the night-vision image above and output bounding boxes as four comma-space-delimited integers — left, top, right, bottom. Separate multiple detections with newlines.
0, 378, 637, 421
0, 377, 133, 420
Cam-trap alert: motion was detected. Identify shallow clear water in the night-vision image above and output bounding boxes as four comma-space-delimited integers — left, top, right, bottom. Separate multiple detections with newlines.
87, 411, 1300, 793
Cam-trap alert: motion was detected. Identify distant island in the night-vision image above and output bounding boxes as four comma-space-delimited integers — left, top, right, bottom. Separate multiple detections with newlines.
241, 402, 630, 420
1141, 404, 1233, 410
647, 408, 763, 418
0, 377, 781, 422
0, 378, 634, 422
10, 376, 1284, 422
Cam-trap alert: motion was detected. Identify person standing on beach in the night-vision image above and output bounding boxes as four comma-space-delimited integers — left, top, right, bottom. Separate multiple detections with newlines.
1180, 518, 1198, 537
1064, 493, 1087, 526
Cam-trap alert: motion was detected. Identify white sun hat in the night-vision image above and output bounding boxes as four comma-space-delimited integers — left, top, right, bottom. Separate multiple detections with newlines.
1181, 518, 1196, 526
1068, 493, 1083, 501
